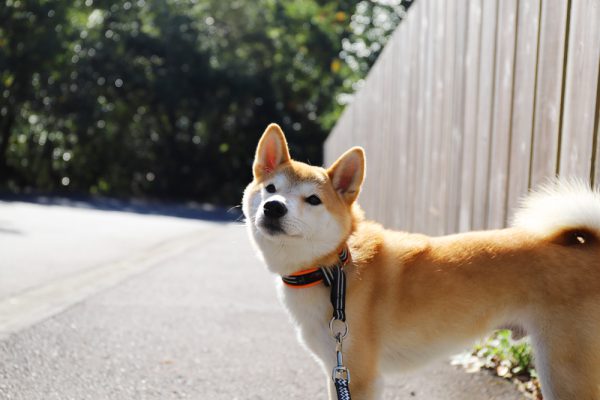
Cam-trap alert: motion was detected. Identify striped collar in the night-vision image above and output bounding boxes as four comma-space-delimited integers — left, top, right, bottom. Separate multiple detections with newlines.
281, 246, 350, 288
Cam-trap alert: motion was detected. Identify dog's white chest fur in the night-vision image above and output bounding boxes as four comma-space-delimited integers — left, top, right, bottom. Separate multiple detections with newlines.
276, 281, 340, 370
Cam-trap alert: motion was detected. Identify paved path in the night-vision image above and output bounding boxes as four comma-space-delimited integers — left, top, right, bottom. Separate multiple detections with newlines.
0, 200, 524, 399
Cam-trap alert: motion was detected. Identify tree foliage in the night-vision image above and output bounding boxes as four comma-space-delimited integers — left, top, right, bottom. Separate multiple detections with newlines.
0, 0, 407, 204
336, 0, 411, 107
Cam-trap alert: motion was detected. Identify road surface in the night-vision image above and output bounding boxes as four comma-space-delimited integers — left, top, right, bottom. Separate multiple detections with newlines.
0, 199, 523, 399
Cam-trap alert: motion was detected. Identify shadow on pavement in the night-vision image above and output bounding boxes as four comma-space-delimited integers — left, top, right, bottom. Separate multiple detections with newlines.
0, 194, 243, 223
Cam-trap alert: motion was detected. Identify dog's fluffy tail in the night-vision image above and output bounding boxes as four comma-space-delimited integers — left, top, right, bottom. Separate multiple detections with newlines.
512, 179, 600, 244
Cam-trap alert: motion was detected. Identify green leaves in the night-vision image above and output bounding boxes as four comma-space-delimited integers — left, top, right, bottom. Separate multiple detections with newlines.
453, 330, 541, 399
474, 330, 534, 377
1, 0, 407, 204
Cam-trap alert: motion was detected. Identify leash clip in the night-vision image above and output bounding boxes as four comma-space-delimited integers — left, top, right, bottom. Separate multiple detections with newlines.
332, 365, 351, 383
331, 330, 351, 383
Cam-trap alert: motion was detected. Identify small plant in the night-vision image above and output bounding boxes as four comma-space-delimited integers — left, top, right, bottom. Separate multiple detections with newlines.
452, 330, 542, 399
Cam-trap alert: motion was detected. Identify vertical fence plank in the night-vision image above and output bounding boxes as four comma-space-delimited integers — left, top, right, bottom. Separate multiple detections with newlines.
487, 0, 518, 229
445, 0, 469, 234
471, 0, 498, 230
596, 108, 600, 186
437, 0, 457, 234
327, 100, 354, 164
378, 41, 398, 225
323, 113, 335, 162
377, 40, 396, 227
396, 14, 415, 231
366, 56, 385, 222
411, 0, 428, 232
350, 81, 371, 213
428, 0, 447, 235
388, 25, 405, 230
421, 0, 439, 234
416, 0, 435, 234
364, 74, 382, 219
324, 131, 333, 165
558, 0, 600, 178
414, 1, 425, 229
506, 0, 541, 221
405, 2, 424, 232
386, 26, 405, 230
529, 0, 569, 186
458, 0, 483, 232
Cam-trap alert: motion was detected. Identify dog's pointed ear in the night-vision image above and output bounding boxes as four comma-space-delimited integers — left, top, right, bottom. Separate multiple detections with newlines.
253, 123, 291, 179
327, 147, 365, 204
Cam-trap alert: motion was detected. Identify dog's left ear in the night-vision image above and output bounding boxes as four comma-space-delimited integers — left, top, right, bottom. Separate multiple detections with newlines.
253, 123, 291, 179
327, 147, 365, 204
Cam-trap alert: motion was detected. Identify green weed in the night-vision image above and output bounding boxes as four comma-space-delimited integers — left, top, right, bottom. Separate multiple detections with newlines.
452, 330, 541, 399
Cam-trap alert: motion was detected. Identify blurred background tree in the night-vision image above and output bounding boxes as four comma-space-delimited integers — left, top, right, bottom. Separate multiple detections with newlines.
0, 0, 409, 205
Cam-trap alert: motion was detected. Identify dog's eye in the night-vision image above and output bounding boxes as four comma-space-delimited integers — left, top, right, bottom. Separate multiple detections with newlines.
305, 195, 322, 206
265, 184, 276, 193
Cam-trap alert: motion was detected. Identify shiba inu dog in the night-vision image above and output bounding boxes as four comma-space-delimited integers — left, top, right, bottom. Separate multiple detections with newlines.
242, 123, 600, 400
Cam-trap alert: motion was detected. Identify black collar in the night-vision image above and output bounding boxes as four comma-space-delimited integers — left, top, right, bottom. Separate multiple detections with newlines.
281, 246, 350, 288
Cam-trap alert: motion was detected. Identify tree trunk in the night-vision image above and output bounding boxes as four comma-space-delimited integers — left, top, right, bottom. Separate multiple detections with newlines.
0, 110, 16, 181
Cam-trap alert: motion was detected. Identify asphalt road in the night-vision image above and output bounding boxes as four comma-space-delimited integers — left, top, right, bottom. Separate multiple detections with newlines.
0, 200, 524, 399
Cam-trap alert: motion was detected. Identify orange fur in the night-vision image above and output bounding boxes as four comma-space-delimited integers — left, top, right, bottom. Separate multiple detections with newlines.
243, 124, 600, 400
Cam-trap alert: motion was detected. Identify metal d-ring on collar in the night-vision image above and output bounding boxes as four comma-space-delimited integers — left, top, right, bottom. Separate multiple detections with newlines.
329, 317, 349, 339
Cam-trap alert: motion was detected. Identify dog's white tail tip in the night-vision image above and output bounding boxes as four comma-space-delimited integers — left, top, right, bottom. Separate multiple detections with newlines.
512, 179, 600, 238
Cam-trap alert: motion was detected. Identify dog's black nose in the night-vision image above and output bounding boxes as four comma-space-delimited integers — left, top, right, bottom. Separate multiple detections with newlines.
263, 200, 287, 219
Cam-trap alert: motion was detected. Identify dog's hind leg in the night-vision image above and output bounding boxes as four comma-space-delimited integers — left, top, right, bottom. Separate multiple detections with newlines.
531, 308, 600, 400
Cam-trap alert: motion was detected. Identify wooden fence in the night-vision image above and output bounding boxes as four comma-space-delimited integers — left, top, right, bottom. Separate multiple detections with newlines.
324, 0, 600, 235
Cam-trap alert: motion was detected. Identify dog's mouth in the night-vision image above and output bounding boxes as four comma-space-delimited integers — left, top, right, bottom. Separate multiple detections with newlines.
254, 214, 304, 239
257, 218, 286, 236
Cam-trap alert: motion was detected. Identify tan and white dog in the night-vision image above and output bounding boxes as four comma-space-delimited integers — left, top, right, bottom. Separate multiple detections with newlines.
242, 123, 600, 400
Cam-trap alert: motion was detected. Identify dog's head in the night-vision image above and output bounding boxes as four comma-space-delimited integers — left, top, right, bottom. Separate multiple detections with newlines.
242, 123, 365, 275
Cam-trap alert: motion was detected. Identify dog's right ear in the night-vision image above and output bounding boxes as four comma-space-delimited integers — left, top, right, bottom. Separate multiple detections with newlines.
253, 123, 291, 179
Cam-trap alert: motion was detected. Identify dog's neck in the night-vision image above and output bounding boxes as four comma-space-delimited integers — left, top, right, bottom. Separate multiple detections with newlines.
259, 239, 347, 276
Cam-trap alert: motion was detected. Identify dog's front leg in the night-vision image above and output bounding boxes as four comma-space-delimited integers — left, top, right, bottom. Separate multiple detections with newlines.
337, 342, 382, 400
347, 372, 382, 400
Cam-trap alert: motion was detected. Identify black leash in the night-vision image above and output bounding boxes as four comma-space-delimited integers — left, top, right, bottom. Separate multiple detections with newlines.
281, 247, 352, 399
334, 377, 351, 400
324, 263, 351, 400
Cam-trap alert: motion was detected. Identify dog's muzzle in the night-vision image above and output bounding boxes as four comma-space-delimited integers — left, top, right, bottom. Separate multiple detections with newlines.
258, 200, 287, 235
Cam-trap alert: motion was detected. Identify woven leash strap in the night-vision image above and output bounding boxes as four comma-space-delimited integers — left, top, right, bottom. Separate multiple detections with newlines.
324, 262, 351, 400
319, 263, 347, 321
335, 378, 351, 400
